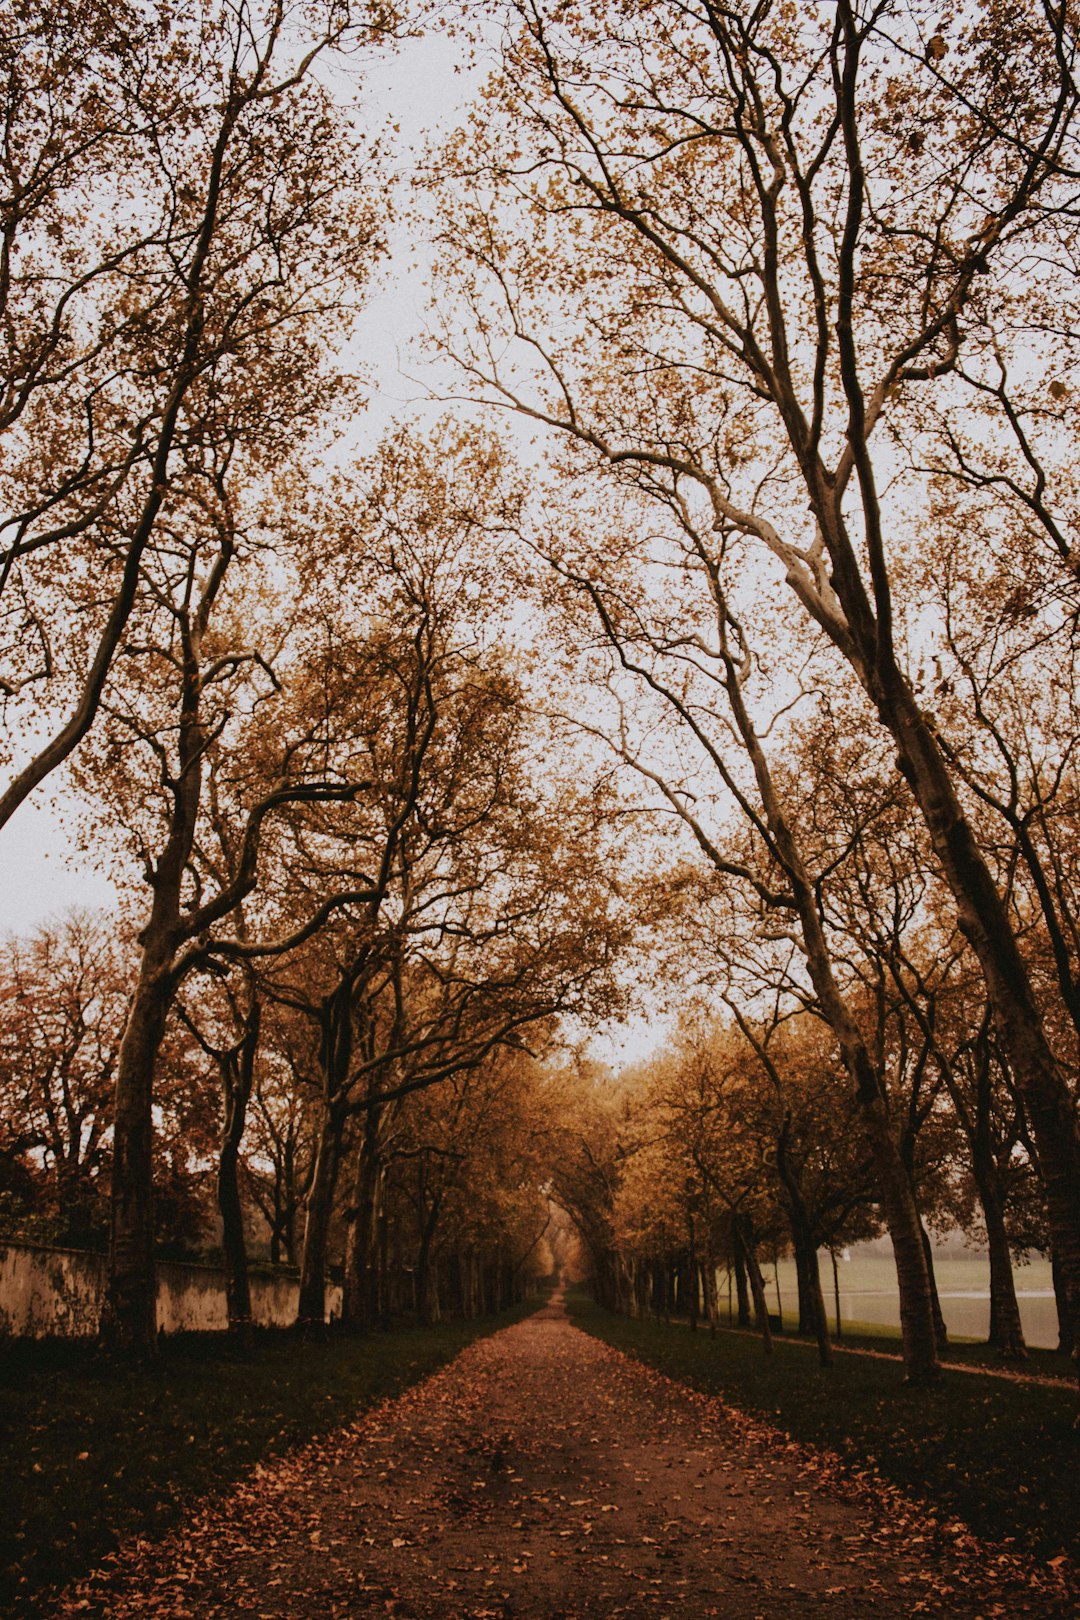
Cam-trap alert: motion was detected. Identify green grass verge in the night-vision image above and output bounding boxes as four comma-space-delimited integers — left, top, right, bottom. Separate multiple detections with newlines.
567, 1290, 1079, 1561
772, 1309, 1075, 1380
1, 1297, 542, 1616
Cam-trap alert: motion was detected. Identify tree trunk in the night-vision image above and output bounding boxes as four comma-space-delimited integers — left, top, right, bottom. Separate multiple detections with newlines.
986, 1227, 1026, 1360
919, 1221, 949, 1352
788, 1216, 831, 1367
219, 1135, 253, 1354
218, 1004, 261, 1356
722, 672, 940, 1381
99, 955, 172, 1357
732, 1234, 751, 1327
703, 1239, 719, 1335
415, 1206, 442, 1326
794, 1237, 814, 1335
866, 666, 1080, 1369
738, 1221, 773, 1354
297, 1110, 343, 1330
687, 1216, 699, 1332
972, 1171, 1027, 1359
1052, 1249, 1075, 1359
341, 1108, 383, 1331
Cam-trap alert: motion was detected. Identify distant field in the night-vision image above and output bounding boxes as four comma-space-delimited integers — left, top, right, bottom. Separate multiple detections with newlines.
742, 1255, 1059, 1349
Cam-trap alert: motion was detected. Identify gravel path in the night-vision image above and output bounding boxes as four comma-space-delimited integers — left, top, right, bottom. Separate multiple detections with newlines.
54, 1291, 1070, 1618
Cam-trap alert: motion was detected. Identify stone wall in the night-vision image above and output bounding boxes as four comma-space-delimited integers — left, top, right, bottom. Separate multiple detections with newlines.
0, 1240, 341, 1338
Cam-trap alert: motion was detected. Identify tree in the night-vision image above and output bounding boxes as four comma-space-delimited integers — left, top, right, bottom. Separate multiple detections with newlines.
500, 473, 945, 1377
0, 910, 127, 1244
0, 0, 389, 831
434, 0, 1080, 1368
80, 456, 387, 1353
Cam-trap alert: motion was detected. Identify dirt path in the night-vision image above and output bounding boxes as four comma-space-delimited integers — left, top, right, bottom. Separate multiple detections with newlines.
55, 1292, 1069, 1619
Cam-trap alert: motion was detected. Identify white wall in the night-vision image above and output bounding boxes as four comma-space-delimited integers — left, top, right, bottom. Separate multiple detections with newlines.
0, 1241, 341, 1338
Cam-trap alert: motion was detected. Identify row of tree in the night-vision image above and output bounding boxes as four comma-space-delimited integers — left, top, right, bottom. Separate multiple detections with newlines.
0, 896, 595, 1342
424, 0, 1080, 1384
0, 0, 630, 1354
4, 0, 1080, 1390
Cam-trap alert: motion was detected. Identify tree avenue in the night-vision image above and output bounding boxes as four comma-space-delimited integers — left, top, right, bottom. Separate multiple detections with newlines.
0, 0, 1077, 1467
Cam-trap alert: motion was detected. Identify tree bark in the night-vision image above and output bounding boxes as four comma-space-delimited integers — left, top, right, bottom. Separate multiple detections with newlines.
1052, 1249, 1075, 1359
219, 1134, 253, 1354
297, 1110, 344, 1330
99, 956, 172, 1357
217, 1003, 261, 1355
732, 1234, 751, 1327
974, 1135, 1026, 1357
919, 1221, 949, 1352
341, 1107, 383, 1331
738, 1220, 773, 1354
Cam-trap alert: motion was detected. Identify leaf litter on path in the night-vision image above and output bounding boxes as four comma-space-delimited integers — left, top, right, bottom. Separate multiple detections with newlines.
50, 1291, 1073, 1618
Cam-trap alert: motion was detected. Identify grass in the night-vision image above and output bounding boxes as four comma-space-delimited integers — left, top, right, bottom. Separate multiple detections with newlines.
567, 1289, 1079, 1562
768, 1307, 1076, 1381
0, 1297, 542, 1616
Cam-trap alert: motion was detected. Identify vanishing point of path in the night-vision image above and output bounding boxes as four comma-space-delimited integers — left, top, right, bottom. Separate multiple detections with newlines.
55, 1292, 1069, 1619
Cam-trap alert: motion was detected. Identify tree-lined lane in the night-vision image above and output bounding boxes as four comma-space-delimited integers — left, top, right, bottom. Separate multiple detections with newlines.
54, 1293, 1068, 1619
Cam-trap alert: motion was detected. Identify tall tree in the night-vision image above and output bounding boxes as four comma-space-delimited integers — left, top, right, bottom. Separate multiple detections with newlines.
434, 0, 1080, 1366
0, 0, 389, 835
